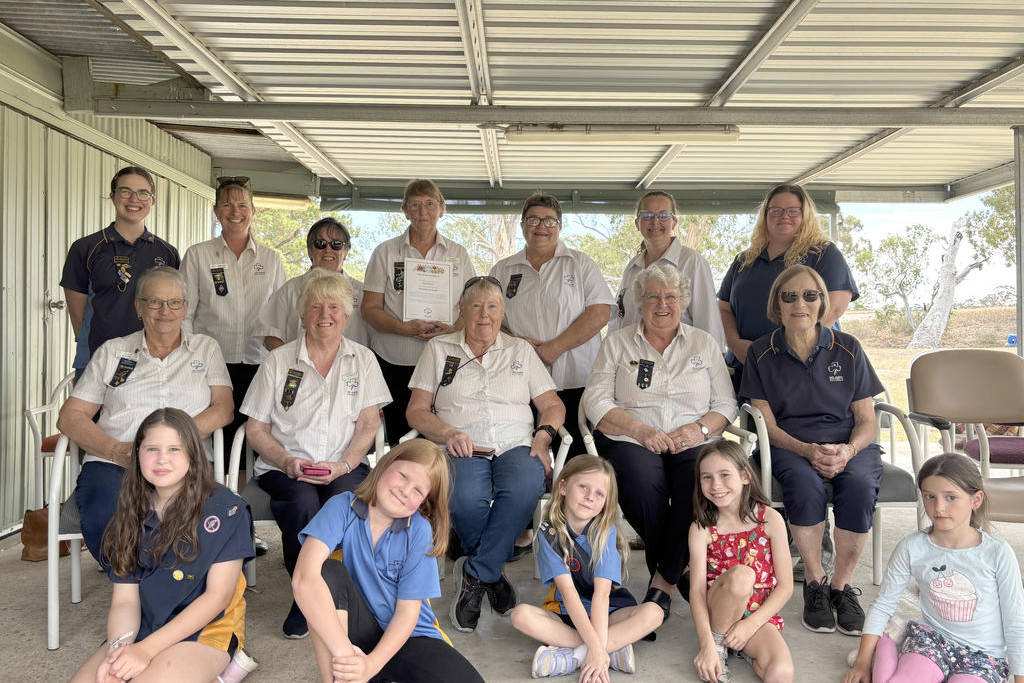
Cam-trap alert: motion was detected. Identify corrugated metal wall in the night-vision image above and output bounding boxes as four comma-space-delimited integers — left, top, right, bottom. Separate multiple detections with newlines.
0, 103, 211, 533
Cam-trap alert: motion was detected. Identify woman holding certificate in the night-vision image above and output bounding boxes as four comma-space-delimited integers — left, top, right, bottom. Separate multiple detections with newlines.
362, 179, 476, 444
489, 193, 614, 450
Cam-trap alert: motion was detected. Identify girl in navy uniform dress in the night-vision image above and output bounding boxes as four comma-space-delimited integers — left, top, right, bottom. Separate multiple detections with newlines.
510, 455, 664, 680
292, 438, 484, 683
71, 408, 253, 683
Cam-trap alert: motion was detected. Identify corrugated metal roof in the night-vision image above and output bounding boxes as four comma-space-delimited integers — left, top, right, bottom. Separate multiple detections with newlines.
3, 0, 1023, 205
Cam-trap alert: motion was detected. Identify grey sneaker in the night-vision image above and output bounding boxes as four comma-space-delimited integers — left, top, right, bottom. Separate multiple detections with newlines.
531, 645, 580, 678
802, 578, 837, 633
609, 643, 635, 673
830, 583, 865, 636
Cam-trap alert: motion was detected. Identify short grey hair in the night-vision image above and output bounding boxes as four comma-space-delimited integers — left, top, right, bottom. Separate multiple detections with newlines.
632, 264, 691, 311
298, 268, 354, 316
136, 266, 186, 301
459, 276, 504, 305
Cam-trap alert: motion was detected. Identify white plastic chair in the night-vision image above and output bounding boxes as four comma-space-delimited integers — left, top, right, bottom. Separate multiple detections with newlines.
24, 371, 76, 510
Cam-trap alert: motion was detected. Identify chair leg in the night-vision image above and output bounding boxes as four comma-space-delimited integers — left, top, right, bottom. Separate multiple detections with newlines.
70, 540, 82, 604
872, 510, 882, 586
533, 499, 546, 580
243, 557, 255, 587
47, 541, 60, 650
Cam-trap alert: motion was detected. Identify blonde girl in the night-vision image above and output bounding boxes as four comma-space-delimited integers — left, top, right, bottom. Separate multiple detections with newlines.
845, 453, 1023, 683
510, 455, 663, 681
689, 441, 794, 683
292, 438, 484, 683
71, 408, 253, 683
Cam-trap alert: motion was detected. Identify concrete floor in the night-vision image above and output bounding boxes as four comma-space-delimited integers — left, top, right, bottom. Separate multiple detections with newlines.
8, 507, 1023, 682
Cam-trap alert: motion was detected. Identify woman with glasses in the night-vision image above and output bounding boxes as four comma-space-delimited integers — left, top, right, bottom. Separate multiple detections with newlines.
609, 191, 726, 352
489, 193, 614, 450
258, 216, 370, 349
181, 176, 286, 473
362, 179, 476, 444
583, 264, 736, 623
740, 265, 883, 640
57, 266, 233, 563
406, 276, 564, 634
717, 184, 858, 392
241, 269, 391, 638
61, 166, 181, 375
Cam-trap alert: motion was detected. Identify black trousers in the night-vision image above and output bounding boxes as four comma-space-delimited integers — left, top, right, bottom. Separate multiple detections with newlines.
597, 432, 701, 585
321, 559, 484, 683
375, 355, 415, 445
226, 362, 260, 471
258, 466, 369, 574
556, 386, 586, 457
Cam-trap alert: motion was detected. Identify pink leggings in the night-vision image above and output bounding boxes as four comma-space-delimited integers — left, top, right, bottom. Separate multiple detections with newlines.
872, 635, 988, 683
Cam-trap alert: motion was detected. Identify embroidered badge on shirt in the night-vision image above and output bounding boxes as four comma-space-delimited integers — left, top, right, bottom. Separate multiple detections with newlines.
563, 274, 576, 287
636, 359, 654, 389
190, 359, 205, 372
343, 372, 360, 395
440, 355, 460, 386
281, 369, 304, 410
211, 266, 228, 296
616, 290, 625, 318
154, 257, 166, 267
227, 505, 238, 517
393, 261, 405, 293
511, 360, 524, 375
828, 361, 844, 382
203, 515, 221, 533
109, 357, 137, 387
506, 273, 522, 298
254, 262, 265, 273
689, 354, 705, 369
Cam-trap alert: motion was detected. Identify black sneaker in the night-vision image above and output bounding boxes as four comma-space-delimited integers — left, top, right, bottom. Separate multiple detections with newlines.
830, 584, 865, 636
486, 571, 519, 615
282, 600, 309, 639
801, 578, 836, 633
450, 556, 486, 632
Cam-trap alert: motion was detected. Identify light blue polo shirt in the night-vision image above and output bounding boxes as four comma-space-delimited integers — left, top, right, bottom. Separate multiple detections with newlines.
299, 491, 443, 639
537, 522, 630, 616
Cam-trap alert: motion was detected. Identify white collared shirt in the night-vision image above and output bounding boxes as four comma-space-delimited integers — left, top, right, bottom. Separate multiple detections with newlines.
240, 336, 392, 477
71, 330, 232, 463
255, 269, 370, 347
181, 235, 286, 364
609, 237, 727, 351
363, 229, 476, 366
409, 331, 557, 456
489, 241, 614, 390
583, 322, 737, 446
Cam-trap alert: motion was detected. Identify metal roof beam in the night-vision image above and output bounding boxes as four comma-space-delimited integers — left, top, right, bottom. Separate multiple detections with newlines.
455, 0, 502, 187
791, 128, 910, 184
705, 0, 819, 107
636, 145, 685, 190
91, 102, 1024, 127
119, 0, 353, 185
946, 162, 1016, 200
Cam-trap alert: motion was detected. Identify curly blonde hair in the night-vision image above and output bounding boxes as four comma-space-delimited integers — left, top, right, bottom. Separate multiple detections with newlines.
738, 184, 830, 270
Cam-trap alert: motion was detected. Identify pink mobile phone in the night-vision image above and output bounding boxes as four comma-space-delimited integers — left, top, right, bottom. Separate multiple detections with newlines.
302, 465, 331, 476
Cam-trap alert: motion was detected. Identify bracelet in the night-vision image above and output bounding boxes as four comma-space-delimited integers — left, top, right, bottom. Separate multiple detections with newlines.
342, 460, 352, 474
107, 630, 135, 652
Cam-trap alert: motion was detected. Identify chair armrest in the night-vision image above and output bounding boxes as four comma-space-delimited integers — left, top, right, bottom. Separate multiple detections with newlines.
576, 400, 599, 456
398, 429, 420, 443
723, 423, 758, 455
212, 428, 225, 485
908, 412, 952, 431
740, 403, 773, 496
875, 403, 925, 477
551, 426, 572, 481
227, 424, 246, 493
375, 421, 387, 456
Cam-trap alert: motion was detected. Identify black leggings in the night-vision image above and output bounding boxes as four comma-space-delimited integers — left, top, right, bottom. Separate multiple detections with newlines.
321, 559, 484, 683
375, 355, 415, 445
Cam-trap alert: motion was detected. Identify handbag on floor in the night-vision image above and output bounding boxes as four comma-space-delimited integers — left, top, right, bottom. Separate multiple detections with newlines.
20, 507, 71, 562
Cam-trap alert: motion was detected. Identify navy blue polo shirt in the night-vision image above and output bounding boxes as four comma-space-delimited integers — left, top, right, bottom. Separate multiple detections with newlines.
108, 487, 253, 643
61, 224, 180, 354
740, 326, 882, 444
717, 242, 858, 363
299, 491, 444, 640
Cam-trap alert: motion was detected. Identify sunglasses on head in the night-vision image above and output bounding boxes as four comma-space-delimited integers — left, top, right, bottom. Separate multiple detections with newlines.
462, 275, 502, 291
313, 239, 348, 251
216, 176, 251, 188
779, 289, 823, 304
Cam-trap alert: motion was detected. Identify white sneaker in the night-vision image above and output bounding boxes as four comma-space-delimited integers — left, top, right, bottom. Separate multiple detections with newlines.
609, 643, 635, 673
531, 645, 580, 678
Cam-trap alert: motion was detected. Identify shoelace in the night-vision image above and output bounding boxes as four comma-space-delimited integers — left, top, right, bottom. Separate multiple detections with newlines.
807, 581, 832, 612
834, 585, 864, 614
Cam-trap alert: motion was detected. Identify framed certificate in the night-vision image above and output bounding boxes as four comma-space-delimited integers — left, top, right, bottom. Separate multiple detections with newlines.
403, 257, 455, 324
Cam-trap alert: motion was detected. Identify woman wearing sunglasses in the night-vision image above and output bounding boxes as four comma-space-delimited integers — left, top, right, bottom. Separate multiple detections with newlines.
489, 193, 614, 450
740, 265, 884, 640
717, 184, 858, 393
608, 191, 725, 353
258, 216, 370, 350
362, 179, 476, 444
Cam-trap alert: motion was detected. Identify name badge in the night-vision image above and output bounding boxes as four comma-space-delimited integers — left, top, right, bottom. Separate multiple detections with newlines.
281, 369, 303, 410
505, 273, 522, 299
616, 290, 625, 318
109, 356, 138, 387
636, 359, 654, 389
393, 261, 405, 293
440, 355, 461, 386
210, 265, 228, 296
114, 255, 132, 292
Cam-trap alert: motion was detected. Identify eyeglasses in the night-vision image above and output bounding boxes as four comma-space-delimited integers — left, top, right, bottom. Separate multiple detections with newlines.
637, 211, 676, 222
642, 293, 680, 305
767, 207, 802, 218
406, 200, 440, 211
522, 217, 561, 229
313, 238, 349, 251
139, 297, 186, 310
216, 176, 251, 188
779, 290, 823, 304
462, 275, 502, 291
115, 188, 154, 200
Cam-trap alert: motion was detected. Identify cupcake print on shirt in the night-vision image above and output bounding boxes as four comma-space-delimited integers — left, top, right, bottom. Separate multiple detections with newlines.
927, 566, 978, 622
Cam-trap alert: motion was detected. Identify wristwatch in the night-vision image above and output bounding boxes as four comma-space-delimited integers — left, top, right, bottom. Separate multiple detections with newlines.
534, 424, 557, 440
696, 420, 710, 439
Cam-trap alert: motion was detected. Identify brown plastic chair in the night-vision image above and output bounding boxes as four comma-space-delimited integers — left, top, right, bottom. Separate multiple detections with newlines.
984, 476, 1024, 524
907, 350, 1024, 477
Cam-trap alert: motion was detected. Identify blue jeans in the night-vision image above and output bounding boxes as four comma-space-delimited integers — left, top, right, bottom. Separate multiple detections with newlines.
449, 446, 545, 584
76, 461, 126, 562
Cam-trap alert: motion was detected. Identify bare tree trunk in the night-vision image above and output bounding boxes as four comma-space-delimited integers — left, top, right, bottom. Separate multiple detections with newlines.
900, 293, 916, 330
